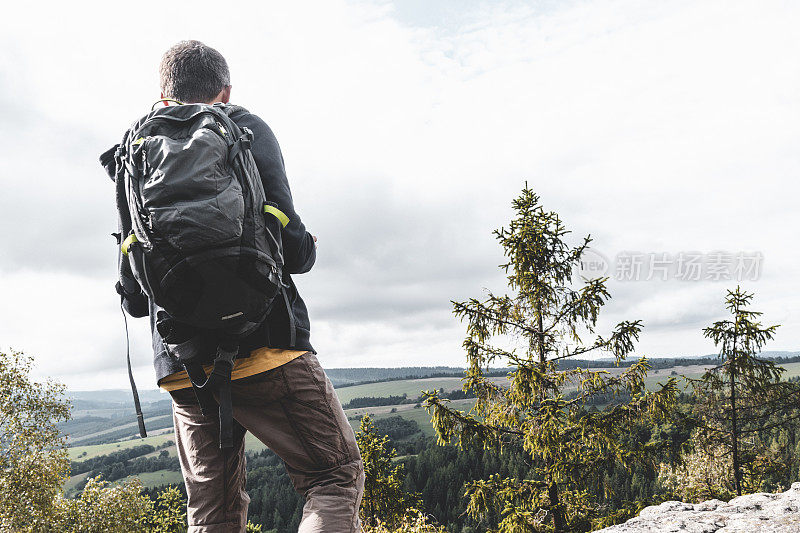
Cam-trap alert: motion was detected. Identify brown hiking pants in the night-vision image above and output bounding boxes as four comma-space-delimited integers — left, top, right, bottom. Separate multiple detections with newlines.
169, 352, 365, 532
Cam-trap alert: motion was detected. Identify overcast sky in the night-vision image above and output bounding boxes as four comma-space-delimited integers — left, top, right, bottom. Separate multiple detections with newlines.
1, 0, 798, 390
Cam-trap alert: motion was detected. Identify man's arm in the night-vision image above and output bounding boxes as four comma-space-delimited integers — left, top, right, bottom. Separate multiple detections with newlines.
235, 113, 316, 274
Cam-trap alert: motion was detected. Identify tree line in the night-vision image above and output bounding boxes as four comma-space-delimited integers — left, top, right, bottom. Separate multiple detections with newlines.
343, 389, 477, 410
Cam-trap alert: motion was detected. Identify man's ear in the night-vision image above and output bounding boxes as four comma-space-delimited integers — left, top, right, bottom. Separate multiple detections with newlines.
220, 85, 231, 104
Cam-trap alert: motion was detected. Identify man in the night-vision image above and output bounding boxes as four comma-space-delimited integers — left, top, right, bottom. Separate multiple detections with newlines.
117, 40, 364, 532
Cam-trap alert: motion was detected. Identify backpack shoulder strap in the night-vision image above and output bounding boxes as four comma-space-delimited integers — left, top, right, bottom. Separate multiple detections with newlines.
222, 104, 250, 118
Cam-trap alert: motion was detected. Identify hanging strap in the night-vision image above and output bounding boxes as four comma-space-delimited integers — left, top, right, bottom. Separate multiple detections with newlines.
217, 373, 234, 449
115, 229, 146, 439
120, 300, 147, 438
281, 286, 296, 347
182, 341, 238, 448
183, 362, 217, 416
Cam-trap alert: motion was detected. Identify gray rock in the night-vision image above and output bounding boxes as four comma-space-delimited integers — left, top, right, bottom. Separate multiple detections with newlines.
598, 483, 800, 532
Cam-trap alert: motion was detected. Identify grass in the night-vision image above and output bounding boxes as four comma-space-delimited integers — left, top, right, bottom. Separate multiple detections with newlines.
120, 469, 185, 489
333, 377, 466, 404
68, 414, 173, 445
780, 362, 800, 380
375, 399, 472, 437
63, 468, 184, 496
244, 432, 269, 453
68, 433, 176, 461
556, 364, 713, 394
333, 376, 508, 405
639, 361, 800, 392
643, 373, 699, 392
63, 472, 90, 496
142, 446, 177, 459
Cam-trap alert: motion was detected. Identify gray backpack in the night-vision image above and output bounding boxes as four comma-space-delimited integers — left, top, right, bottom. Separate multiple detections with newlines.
103, 101, 293, 447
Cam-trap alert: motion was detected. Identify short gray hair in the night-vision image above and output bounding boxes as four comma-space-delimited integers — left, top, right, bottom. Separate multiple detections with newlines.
159, 40, 230, 103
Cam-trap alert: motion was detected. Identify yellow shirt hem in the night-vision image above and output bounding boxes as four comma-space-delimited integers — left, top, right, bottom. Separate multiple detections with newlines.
158, 347, 309, 392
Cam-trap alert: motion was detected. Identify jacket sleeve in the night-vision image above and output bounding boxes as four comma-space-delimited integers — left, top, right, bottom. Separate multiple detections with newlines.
237, 113, 316, 274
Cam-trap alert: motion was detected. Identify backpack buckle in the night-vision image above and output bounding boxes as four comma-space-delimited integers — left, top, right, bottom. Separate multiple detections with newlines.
227, 131, 252, 165
214, 342, 238, 368
238, 133, 251, 151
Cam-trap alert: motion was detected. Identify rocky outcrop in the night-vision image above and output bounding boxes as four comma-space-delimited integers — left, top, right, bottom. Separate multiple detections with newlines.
598, 483, 800, 532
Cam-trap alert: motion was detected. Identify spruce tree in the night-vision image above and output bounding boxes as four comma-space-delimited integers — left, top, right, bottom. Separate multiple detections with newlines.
424, 186, 677, 532
356, 415, 421, 528
692, 287, 797, 496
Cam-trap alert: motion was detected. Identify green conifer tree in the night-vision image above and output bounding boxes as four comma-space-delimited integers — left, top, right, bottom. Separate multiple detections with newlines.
357, 415, 421, 528
424, 186, 677, 532
692, 287, 798, 496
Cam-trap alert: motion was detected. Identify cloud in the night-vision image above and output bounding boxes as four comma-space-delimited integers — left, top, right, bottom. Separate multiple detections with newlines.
0, 100, 118, 275
0, 271, 156, 382
1, 0, 799, 389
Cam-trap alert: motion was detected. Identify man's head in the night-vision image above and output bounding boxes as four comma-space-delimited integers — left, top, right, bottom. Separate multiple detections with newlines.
159, 40, 231, 104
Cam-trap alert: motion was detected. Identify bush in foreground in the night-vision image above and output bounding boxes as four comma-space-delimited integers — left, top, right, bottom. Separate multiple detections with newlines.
363, 509, 447, 533
0, 349, 261, 531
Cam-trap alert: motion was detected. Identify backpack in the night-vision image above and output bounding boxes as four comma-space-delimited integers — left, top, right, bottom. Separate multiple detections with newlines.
101, 101, 294, 448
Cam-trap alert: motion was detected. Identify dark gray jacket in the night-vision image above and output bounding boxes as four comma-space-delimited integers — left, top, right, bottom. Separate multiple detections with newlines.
113, 108, 316, 383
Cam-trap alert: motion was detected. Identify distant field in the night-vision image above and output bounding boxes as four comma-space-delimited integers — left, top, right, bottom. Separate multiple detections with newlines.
120, 469, 184, 489
62, 367, 696, 459
346, 398, 476, 437
68, 397, 455, 459
68, 433, 175, 460
68, 414, 173, 446
556, 364, 712, 392
67, 361, 797, 463
781, 362, 800, 379
240, 398, 476, 453
369, 399, 476, 437
644, 365, 710, 391
63, 472, 90, 496
640, 361, 800, 391
143, 446, 177, 458
334, 376, 507, 404
69, 364, 778, 498
66, 375, 480, 459
70, 408, 136, 418
63, 465, 183, 496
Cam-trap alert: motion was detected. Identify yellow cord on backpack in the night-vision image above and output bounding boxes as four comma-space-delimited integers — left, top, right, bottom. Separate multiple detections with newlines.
151, 98, 185, 111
